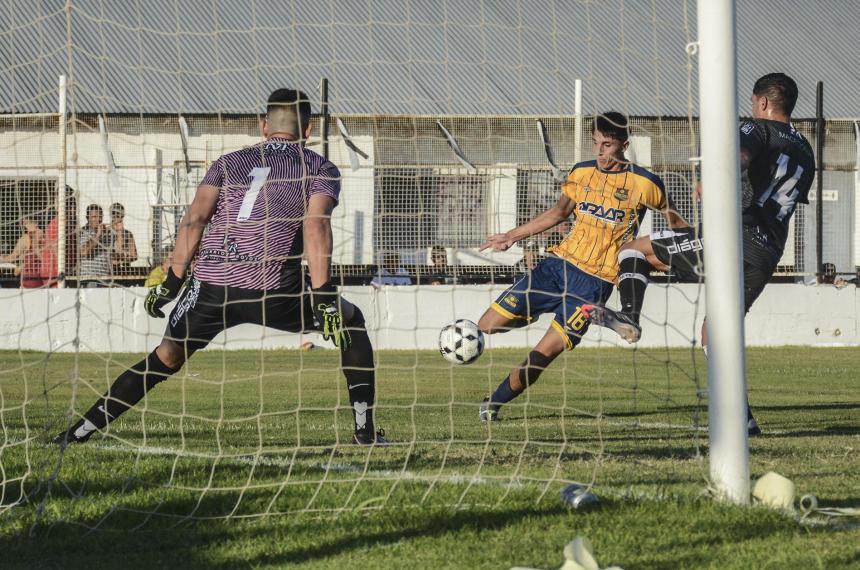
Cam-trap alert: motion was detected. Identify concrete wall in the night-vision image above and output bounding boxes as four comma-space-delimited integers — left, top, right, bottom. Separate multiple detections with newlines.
1, 284, 856, 353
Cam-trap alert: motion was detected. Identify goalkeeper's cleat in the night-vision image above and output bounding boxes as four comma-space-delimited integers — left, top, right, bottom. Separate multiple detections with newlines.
53, 419, 97, 447
479, 398, 500, 422
353, 428, 388, 446
748, 418, 762, 437
582, 305, 641, 344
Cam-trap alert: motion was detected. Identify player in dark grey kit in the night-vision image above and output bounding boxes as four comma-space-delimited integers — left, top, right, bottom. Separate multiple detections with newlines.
586, 73, 814, 435
55, 89, 386, 446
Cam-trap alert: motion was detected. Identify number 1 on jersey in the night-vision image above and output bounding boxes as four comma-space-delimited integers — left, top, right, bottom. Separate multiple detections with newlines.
237, 167, 271, 221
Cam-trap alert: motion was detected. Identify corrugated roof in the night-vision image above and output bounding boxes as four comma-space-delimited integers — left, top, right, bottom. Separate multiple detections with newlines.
1, 0, 857, 118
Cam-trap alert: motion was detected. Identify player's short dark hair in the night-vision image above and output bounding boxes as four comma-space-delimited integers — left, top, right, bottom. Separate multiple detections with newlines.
753, 73, 798, 116
593, 111, 629, 142
86, 203, 102, 216
109, 202, 125, 217
266, 89, 311, 130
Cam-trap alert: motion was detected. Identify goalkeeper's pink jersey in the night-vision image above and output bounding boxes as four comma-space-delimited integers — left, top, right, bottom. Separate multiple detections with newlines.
193, 138, 340, 290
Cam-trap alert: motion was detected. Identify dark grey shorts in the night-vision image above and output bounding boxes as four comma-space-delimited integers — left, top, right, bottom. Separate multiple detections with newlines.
651, 226, 780, 313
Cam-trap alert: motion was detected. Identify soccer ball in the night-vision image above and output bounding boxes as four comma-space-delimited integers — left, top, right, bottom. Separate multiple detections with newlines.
438, 319, 485, 365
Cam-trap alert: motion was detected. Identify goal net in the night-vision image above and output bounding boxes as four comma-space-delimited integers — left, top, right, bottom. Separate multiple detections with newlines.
0, 0, 794, 531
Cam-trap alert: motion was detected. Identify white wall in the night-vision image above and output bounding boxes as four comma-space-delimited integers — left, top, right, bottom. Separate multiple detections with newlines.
0, 283, 856, 353
0, 126, 374, 266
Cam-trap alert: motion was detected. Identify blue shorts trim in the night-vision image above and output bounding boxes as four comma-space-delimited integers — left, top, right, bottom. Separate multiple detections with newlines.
494, 256, 614, 349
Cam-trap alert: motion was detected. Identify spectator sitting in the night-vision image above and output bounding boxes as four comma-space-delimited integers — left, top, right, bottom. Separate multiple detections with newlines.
820, 262, 837, 285
371, 252, 413, 287
834, 267, 860, 289
428, 245, 451, 285
78, 204, 115, 287
1, 215, 44, 288
145, 245, 174, 287
42, 188, 78, 288
110, 202, 137, 278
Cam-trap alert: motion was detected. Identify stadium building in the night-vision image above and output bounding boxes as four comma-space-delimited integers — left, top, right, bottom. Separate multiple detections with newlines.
1, 0, 857, 280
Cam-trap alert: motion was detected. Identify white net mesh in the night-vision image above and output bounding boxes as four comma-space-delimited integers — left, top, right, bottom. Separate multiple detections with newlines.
0, 0, 855, 538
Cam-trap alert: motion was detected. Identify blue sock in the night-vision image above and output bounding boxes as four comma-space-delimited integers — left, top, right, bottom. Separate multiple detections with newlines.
490, 377, 520, 405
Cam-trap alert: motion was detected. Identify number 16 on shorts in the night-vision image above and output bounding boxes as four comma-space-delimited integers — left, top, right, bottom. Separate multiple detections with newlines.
566, 307, 588, 333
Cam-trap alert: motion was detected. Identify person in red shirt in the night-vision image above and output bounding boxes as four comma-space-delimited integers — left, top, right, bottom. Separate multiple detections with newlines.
2, 216, 44, 288
41, 191, 78, 287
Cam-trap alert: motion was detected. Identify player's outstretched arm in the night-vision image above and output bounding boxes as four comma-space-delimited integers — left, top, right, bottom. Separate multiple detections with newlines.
646, 178, 690, 230
145, 184, 219, 318
662, 207, 692, 229
172, 184, 219, 278
694, 143, 754, 202
304, 193, 350, 349
304, 193, 336, 288
480, 195, 574, 252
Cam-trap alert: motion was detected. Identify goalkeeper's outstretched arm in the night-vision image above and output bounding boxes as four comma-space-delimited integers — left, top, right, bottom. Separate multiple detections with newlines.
304, 193, 352, 350
172, 184, 220, 278
144, 182, 219, 320
304, 194, 336, 288
480, 195, 575, 252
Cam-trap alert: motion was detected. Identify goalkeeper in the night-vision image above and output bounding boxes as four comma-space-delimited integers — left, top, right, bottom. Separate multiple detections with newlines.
55, 89, 385, 446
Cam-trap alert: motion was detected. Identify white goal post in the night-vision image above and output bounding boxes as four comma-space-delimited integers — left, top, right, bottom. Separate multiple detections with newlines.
57, 74, 68, 288
697, 0, 750, 504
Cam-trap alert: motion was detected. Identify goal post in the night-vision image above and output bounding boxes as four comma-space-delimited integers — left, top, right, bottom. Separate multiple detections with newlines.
697, 0, 750, 504
57, 74, 68, 288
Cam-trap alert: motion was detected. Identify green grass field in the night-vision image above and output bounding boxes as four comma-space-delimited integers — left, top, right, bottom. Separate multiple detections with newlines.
0, 346, 858, 569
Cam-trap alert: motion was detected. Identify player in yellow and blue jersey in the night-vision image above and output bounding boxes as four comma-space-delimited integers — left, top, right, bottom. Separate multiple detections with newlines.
477, 112, 687, 421
586, 74, 814, 436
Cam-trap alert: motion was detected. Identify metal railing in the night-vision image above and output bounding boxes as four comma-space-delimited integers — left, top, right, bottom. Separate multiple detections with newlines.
1, 112, 857, 286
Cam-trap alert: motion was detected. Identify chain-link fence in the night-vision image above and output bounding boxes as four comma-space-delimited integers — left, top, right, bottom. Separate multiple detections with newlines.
0, 113, 857, 285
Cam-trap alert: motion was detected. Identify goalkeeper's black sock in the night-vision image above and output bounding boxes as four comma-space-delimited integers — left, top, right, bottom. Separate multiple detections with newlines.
72, 351, 177, 438
618, 249, 650, 324
341, 311, 376, 435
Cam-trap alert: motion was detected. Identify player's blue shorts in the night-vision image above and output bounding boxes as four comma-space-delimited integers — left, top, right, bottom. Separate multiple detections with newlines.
491, 255, 614, 350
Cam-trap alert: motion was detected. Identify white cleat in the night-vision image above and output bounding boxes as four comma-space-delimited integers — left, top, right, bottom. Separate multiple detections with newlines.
582, 305, 641, 343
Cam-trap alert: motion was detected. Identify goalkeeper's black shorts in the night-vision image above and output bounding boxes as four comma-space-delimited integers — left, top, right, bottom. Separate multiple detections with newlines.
165, 277, 317, 354
651, 225, 781, 313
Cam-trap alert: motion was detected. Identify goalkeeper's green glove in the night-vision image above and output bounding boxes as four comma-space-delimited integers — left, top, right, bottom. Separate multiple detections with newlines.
144, 268, 185, 318
311, 282, 351, 350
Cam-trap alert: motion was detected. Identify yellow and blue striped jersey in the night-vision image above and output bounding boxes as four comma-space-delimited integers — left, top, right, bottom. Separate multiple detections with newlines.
550, 160, 668, 282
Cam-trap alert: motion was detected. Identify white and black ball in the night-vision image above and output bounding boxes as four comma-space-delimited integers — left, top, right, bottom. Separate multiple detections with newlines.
438, 319, 485, 365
